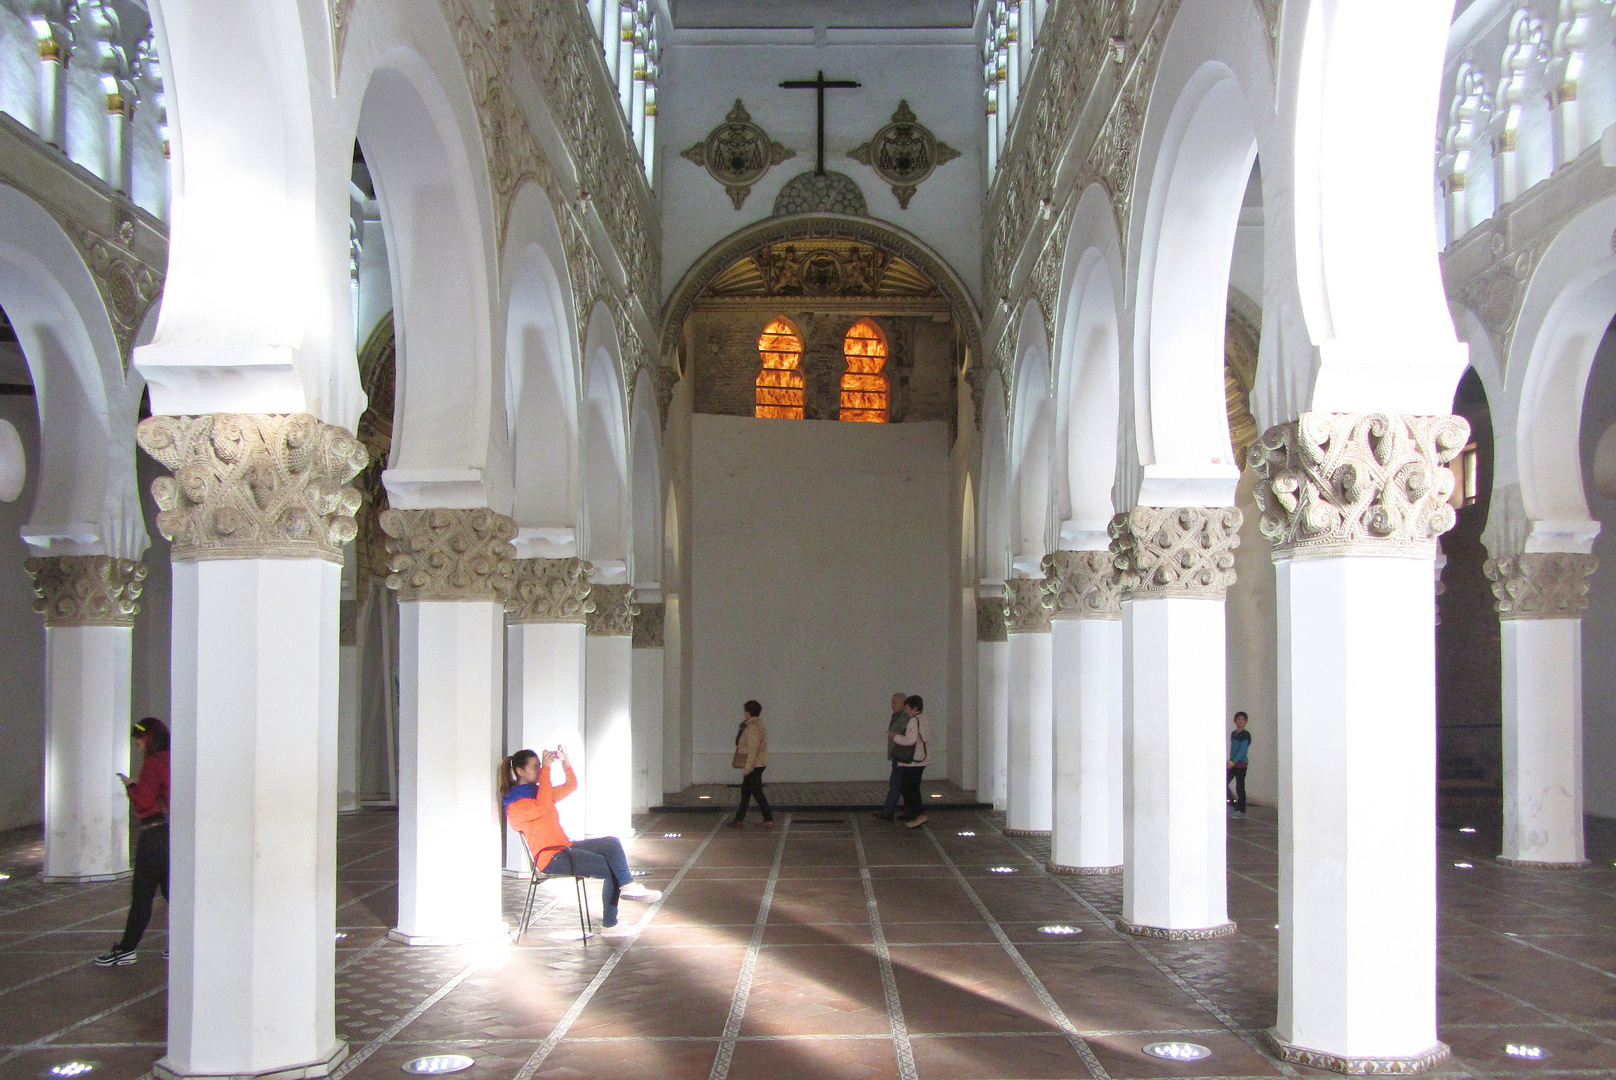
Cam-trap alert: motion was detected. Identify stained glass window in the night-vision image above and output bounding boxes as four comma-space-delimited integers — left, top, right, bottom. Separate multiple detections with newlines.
840, 318, 889, 423
755, 318, 805, 419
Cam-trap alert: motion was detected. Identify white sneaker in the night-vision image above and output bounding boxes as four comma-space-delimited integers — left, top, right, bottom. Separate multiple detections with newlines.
601, 922, 639, 939
620, 883, 663, 903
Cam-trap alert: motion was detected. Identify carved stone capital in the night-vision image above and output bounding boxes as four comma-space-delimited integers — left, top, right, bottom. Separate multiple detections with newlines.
136, 414, 368, 563
1248, 413, 1470, 559
976, 597, 1007, 643
25, 556, 147, 627
586, 584, 637, 637
378, 508, 517, 603
1041, 550, 1121, 620
1109, 506, 1242, 600
506, 558, 593, 624
633, 602, 666, 648
1004, 577, 1052, 634
1484, 553, 1598, 620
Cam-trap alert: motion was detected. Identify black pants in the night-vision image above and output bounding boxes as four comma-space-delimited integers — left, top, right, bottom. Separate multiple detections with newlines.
735, 768, 772, 822
898, 766, 925, 818
1227, 767, 1247, 813
117, 822, 169, 951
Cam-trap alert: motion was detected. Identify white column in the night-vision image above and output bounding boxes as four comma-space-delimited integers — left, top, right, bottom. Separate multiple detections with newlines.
336, 593, 361, 814
1253, 412, 1466, 1072
1004, 577, 1052, 833
138, 414, 366, 1080
381, 507, 516, 946
1045, 551, 1124, 875
976, 595, 1008, 807
631, 602, 666, 814
662, 593, 686, 792
585, 583, 635, 839
1114, 506, 1240, 940
1486, 553, 1597, 867
28, 556, 147, 882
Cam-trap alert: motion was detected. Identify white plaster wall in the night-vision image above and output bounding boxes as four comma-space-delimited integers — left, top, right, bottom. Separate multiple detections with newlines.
1579, 323, 1616, 817
690, 414, 951, 781
1225, 467, 1277, 807
131, 439, 172, 725
0, 392, 44, 829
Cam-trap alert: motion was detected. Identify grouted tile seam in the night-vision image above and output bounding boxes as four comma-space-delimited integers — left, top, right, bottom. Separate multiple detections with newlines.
0, 979, 167, 1067
850, 814, 919, 1080
707, 816, 793, 1080
1442, 960, 1616, 1053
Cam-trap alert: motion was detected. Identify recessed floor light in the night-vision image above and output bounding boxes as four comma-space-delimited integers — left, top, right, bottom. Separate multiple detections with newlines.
698, 795, 711, 799
0, 872, 11, 881
1454, 862, 1474, 869
45, 1063, 97, 1078
1143, 1042, 1212, 1061
988, 866, 1016, 874
1459, 826, 1476, 833
663, 833, 682, 838
1038, 924, 1080, 935
930, 793, 942, 798
1505, 1043, 1547, 1060
334, 932, 347, 940
957, 831, 975, 837
1273, 924, 1280, 929
401, 1055, 475, 1075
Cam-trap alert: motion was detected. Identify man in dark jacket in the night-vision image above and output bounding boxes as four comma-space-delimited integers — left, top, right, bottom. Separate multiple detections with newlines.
874, 693, 908, 820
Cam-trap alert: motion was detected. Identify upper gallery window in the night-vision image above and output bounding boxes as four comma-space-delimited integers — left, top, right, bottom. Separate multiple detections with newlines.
840, 318, 889, 423
755, 318, 805, 419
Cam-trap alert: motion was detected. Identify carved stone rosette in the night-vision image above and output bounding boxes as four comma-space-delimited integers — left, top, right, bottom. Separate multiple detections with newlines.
1109, 506, 1242, 600
1004, 577, 1053, 633
25, 556, 147, 627
586, 584, 637, 637
378, 508, 518, 603
137, 414, 369, 563
1484, 553, 1598, 620
506, 558, 593, 624
633, 603, 666, 649
1248, 413, 1471, 560
976, 597, 1008, 643
1041, 550, 1121, 621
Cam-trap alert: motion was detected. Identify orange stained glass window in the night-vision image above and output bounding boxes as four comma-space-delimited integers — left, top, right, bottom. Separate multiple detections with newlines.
840, 318, 889, 423
755, 318, 805, 419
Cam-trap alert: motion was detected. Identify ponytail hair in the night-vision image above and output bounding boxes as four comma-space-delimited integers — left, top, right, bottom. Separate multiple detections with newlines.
499, 749, 539, 800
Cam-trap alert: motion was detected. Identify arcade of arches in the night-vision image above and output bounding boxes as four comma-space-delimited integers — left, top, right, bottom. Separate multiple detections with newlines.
1, 1, 1616, 1079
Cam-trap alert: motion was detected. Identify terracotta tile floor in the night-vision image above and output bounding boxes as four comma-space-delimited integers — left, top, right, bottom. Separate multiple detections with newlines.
2, 807, 1615, 1080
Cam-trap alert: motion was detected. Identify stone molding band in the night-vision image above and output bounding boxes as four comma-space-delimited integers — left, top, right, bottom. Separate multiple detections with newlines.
1042, 550, 1121, 620
1110, 506, 1242, 600
137, 413, 368, 563
1003, 577, 1052, 634
1048, 862, 1122, 876
1114, 919, 1237, 941
976, 597, 1008, 643
1495, 856, 1590, 870
1002, 827, 1050, 837
1261, 1031, 1451, 1075
586, 583, 637, 637
379, 508, 518, 602
506, 557, 593, 624
1484, 553, 1598, 620
25, 555, 147, 627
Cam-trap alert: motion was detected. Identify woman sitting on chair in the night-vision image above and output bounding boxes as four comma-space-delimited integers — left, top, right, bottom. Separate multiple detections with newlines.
500, 747, 661, 938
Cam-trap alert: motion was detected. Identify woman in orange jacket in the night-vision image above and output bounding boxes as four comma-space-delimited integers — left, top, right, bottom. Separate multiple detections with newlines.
500, 746, 661, 937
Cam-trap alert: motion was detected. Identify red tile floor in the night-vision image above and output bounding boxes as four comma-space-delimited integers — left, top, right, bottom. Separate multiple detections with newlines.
1, 806, 1614, 1080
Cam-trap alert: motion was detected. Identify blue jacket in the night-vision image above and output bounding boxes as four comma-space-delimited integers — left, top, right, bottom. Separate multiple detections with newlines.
502, 782, 537, 809
1229, 729, 1251, 766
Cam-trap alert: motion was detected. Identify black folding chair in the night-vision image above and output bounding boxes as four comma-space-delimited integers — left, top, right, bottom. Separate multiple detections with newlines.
515, 844, 593, 945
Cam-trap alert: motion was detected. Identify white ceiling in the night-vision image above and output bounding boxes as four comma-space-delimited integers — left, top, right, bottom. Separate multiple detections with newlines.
670, 0, 975, 30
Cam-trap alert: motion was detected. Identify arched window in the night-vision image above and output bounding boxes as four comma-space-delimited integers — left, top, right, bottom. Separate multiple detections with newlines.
840, 318, 889, 423
755, 317, 805, 419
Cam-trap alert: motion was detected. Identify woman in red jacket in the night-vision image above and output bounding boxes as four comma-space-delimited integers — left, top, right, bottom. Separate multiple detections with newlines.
500, 746, 660, 938
96, 717, 170, 967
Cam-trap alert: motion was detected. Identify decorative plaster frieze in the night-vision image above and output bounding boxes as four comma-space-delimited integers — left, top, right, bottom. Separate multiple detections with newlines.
328, 0, 355, 80
1109, 506, 1242, 600
586, 583, 636, 637
378, 508, 517, 602
506, 557, 592, 623
847, 100, 960, 209
1115, 918, 1236, 941
633, 602, 666, 648
653, 366, 680, 430
1004, 577, 1052, 633
1261, 1032, 1451, 1076
681, 99, 795, 210
137, 414, 367, 563
1484, 553, 1598, 620
976, 597, 1008, 643
25, 555, 146, 627
1041, 550, 1121, 620
1049, 862, 1123, 876
1248, 413, 1470, 559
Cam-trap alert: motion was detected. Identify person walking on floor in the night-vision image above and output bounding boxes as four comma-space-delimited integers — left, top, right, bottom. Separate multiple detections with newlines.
502, 746, 662, 939
1227, 711, 1251, 818
874, 692, 909, 821
893, 695, 930, 828
731, 700, 774, 829
96, 718, 171, 967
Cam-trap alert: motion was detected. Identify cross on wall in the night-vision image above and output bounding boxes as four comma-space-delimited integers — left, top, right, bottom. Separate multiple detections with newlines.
779, 70, 861, 176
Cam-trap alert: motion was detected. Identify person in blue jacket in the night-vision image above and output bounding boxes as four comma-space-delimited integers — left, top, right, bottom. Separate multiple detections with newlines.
1227, 711, 1251, 818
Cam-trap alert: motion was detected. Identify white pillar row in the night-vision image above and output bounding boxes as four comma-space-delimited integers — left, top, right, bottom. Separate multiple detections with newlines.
631, 601, 666, 815
504, 557, 591, 868
137, 414, 366, 1080
27, 556, 148, 882
1043, 550, 1124, 875
1114, 505, 1241, 940
1253, 413, 1468, 1073
976, 593, 1009, 807
381, 507, 516, 946
1484, 552, 1598, 868
585, 583, 636, 839
1004, 577, 1053, 834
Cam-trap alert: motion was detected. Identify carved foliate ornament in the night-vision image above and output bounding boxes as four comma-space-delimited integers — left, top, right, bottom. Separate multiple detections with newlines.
1248, 413, 1471, 559
506, 558, 593, 624
976, 597, 1008, 642
586, 584, 637, 637
682, 100, 796, 210
848, 100, 961, 209
1484, 553, 1598, 620
633, 602, 666, 648
378, 508, 518, 602
25, 556, 146, 627
1041, 550, 1121, 620
1110, 506, 1242, 600
772, 170, 868, 216
1004, 577, 1053, 634
137, 414, 368, 563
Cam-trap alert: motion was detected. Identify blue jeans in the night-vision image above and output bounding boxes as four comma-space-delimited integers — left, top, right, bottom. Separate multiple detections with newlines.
544, 836, 633, 927
882, 763, 904, 816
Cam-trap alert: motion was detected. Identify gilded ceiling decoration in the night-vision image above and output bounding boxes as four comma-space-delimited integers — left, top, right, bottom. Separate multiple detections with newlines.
681, 99, 796, 210
703, 240, 939, 300
848, 100, 960, 209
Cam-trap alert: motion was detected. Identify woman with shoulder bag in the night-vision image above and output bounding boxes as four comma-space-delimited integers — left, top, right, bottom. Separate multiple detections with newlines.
892, 695, 930, 828
730, 700, 774, 829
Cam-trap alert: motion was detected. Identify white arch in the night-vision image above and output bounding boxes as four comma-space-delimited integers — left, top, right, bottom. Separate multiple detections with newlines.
581, 304, 629, 574
1010, 304, 1053, 574
629, 367, 663, 590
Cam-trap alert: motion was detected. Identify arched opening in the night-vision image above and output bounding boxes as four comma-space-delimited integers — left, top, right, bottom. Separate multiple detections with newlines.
505, 230, 579, 536
1011, 312, 1051, 575
755, 317, 805, 419
840, 318, 889, 423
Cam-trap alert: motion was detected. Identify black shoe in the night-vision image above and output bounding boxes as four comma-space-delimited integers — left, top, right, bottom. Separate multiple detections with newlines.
94, 946, 136, 967
163, 948, 169, 960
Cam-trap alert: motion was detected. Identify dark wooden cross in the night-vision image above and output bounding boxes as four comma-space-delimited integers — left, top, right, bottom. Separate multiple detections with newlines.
779, 70, 861, 176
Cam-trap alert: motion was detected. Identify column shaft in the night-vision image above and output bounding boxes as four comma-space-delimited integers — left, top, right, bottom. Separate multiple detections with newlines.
977, 640, 1008, 808
1050, 618, 1123, 873
505, 621, 586, 867
632, 646, 665, 815
585, 634, 634, 838
42, 625, 134, 881
1005, 630, 1053, 834
1500, 619, 1586, 865
336, 610, 361, 813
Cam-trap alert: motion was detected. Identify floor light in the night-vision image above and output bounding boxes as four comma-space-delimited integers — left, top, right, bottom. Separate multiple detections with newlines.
1038, 925, 1080, 935
1505, 1044, 1546, 1060
988, 866, 1016, 874
45, 1063, 96, 1078
1143, 1042, 1211, 1061
957, 831, 975, 837
401, 1056, 475, 1075
1453, 862, 1474, 869
1459, 827, 1476, 833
